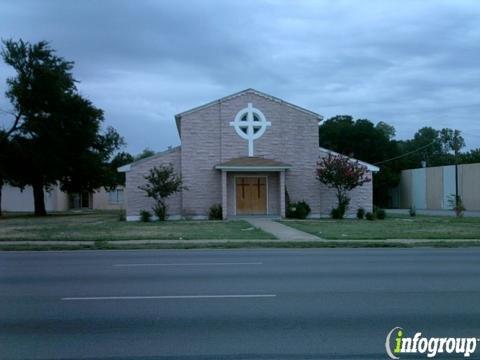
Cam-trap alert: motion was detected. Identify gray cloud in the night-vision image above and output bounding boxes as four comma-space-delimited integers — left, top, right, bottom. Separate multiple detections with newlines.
1, 0, 480, 153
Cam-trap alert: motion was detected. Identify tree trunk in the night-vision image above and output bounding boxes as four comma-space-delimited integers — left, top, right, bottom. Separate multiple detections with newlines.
32, 182, 47, 216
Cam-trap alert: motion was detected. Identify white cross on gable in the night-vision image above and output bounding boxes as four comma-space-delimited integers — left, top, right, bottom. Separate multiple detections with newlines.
229, 103, 271, 157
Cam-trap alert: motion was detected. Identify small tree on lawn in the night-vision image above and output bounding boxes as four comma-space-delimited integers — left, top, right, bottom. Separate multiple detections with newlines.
316, 153, 371, 219
138, 164, 185, 221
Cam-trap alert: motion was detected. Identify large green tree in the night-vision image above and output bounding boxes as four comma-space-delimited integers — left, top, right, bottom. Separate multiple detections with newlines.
319, 115, 399, 207
0, 39, 123, 215
319, 116, 473, 208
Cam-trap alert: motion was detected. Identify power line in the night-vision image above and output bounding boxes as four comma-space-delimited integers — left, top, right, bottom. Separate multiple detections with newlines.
374, 141, 437, 166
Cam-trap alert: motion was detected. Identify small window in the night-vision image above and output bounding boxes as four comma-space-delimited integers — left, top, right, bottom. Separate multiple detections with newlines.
108, 189, 124, 204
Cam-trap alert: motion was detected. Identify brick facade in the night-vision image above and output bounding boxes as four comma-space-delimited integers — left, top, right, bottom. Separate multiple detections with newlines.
122, 89, 375, 220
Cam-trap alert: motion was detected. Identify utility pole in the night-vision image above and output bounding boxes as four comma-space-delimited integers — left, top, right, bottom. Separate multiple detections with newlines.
452, 132, 462, 208
455, 146, 459, 205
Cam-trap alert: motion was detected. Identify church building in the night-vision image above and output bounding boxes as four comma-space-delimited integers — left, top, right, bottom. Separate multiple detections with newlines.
119, 89, 378, 220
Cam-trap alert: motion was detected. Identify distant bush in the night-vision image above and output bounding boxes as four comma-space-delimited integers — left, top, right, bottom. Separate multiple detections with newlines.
409, 205, 416, 217
448, 194, 465, 217
140, 210, 152, 222
287, 200, 311, 219
331, 207, 344, 219
208, 203, 223, 220
357, 208, 365, 219
376, 208, 386, 220
366, 212, 375, 221
118, 211, 126, 221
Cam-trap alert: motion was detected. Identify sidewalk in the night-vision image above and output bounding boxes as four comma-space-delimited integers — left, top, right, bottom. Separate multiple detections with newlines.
246, 218, 322, 240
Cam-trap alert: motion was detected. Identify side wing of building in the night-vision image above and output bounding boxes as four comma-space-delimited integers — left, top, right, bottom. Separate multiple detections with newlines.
123, 147, 182, 221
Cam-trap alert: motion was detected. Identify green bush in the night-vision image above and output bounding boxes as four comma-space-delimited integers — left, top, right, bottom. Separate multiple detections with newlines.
356, 208, 365, 219
376, 208, 386, 220
330, 196, 350, 219
409, 205, 416, 217
140, 210, 152, 222
118, 211, 126, 221
448, 194, 465, 217
366, 212, 375, 221
331, 207, 344, 219
287, 200, 311, 219
208, 203, 223, 220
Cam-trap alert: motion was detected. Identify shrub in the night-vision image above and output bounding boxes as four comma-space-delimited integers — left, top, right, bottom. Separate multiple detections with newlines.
316, 153, 371, 219
366, 212, 375, 220
139, 210, 152, 222
118, 211, 126, 221
356, 208, 365, 219
376, 208, 386, 220
448, 194, 465, 217
331, 207, 344, 219
208, 203, 223, 220
296, 201, 311, 219
287, 200, 311, 219
409, 205, 416, 217
330, 198, 349, 219
138, 164, 186, 221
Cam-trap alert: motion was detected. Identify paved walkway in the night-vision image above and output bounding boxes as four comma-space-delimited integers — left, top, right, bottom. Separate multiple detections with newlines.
246, 218, 321, 240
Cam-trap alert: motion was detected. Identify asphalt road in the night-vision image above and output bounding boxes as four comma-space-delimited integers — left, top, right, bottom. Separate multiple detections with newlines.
1, 249, 480, 360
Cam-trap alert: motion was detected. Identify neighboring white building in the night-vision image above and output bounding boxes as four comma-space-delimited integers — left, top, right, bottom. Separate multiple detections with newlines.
1, 184, 124, 212
394, 163, 480, 211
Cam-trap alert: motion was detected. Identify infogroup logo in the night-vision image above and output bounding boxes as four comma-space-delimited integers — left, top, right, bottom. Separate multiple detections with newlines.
385, 327, 479, 359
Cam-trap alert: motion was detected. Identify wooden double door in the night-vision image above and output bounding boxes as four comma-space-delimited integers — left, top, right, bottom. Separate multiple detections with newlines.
235, 177, 267, 215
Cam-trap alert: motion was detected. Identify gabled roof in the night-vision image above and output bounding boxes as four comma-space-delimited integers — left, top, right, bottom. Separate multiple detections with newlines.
175, 88, 323, 137
117, 146, 181, 173
215, 157, 291, 171
319, 147, 380, 172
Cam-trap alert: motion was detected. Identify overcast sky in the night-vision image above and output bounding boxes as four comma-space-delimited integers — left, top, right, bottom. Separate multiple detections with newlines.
1, 0, 480, 154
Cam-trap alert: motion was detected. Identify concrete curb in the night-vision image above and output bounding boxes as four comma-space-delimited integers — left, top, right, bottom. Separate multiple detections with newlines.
1, 238, 480, 245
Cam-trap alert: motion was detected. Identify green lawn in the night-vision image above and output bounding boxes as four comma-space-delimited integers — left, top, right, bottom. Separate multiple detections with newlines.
0, 211, 275, 241
280, 215, 480, 240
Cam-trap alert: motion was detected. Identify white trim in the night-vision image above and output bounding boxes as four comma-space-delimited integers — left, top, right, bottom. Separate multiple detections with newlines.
175, 88, 323, 137
233, 175, 269, 216
215, 166, 290, 171
117, 146, 181, 173
117, 164, 131, 172
230, 103, 271, 157
319, 147, 380, 172
175, 88, 322, 120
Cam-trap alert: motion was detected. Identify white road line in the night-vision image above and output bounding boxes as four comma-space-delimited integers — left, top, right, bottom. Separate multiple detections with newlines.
112, 262, 263, 267
61, 294, 276, 301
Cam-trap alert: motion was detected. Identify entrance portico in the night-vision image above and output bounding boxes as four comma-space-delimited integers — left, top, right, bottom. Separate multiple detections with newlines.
215, 157, 290, 219
121, 89, 377, 221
